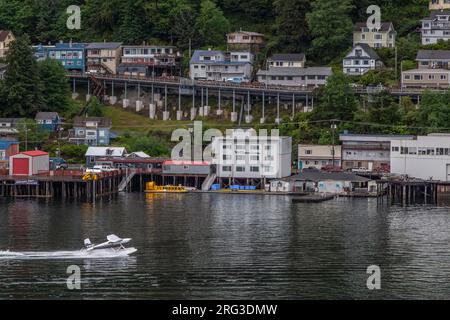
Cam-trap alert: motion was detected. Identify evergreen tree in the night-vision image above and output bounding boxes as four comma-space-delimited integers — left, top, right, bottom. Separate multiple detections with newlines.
38, 59, 71, 113
0, 35, 43, 117
196, 0, 230, 47
306, 0, 354, 63
273, 0, 311, 53
311, 73, 358, 122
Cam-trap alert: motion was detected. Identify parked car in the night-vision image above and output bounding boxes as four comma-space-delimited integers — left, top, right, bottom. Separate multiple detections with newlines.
225, 77, 247, 84
86, 165, 115, 173
351, 167, 371, 173
50, 157, 68, 170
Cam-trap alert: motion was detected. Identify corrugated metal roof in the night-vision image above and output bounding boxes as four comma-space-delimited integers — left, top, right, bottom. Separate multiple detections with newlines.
21, 150, 48, 157
85, 147, 127, 157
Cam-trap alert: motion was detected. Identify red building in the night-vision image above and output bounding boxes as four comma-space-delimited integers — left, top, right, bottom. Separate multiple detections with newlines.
9, 150, 49, 176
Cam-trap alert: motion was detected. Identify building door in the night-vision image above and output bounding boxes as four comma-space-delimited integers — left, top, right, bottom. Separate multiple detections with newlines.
13, 158, 29, 175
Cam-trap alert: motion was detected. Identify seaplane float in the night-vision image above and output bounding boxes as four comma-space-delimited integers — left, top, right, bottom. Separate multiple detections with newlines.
0, 235, 137, 260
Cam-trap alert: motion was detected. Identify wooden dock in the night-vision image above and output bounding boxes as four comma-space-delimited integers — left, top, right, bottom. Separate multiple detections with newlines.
292, 194, 335, 203
0, 170, 125, 201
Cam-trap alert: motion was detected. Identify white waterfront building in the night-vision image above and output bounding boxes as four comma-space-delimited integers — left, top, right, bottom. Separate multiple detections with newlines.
212, 129, 292, 180
391, 134, 450, 181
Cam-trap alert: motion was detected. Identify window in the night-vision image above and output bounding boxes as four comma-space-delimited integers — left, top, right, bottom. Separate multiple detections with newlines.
305, 150, 312, 155
236, 166, 245, 172
392, 146, 399, 152
250, 167, 259, 172
414, 75, 422, 80
222, 166, 232, 172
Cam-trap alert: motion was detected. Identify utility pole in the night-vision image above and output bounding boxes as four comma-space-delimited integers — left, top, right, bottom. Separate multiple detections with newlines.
331, 120, 337, 167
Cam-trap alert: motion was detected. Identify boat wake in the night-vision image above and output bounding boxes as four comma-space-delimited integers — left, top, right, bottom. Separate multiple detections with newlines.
0, 248, 137, 260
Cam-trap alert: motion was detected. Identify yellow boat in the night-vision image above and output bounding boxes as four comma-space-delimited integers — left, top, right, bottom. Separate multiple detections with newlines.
145, 182, 188, 193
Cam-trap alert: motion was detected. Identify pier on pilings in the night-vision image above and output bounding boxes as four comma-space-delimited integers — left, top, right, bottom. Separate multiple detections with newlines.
0, 171, 125, 202
384, 180, 446, 206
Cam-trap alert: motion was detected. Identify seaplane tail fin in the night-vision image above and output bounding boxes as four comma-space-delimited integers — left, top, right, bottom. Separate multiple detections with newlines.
84, 238, 92, 247
107, 234, 122, 243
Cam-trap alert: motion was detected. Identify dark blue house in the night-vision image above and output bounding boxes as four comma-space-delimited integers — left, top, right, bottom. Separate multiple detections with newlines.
47, 42, 86, 72
35, 112, 61, 132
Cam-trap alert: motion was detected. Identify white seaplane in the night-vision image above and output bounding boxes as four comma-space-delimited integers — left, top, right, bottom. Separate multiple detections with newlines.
83, 234, 138, 256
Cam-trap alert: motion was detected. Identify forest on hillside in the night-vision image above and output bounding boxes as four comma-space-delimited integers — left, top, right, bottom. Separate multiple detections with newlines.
0, 0, 430, 64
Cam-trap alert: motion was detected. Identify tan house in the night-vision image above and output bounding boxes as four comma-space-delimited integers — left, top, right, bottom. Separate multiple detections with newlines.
353, 22, 396, 48
298, 145, 342, 170
402, 68, 450, 88
227, 30, 265, 53
86, 42, 122, 74
0, 30, 15, 59
416, 50, 450, 69
267, 54, 306, 69
430, 0, 450, 10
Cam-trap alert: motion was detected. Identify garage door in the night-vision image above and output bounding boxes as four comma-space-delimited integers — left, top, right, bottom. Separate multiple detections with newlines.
13, 158, 29, 175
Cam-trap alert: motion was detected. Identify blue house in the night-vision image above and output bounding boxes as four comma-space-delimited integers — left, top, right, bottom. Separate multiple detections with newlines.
0, 139, 19, 161
33, 44, 55, 61
69, 117, 113, 146
47, 42, 86, 72
35, 112, 61, 132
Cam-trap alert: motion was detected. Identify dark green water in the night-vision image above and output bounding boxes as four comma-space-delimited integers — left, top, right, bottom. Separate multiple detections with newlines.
1, 193, 450, 299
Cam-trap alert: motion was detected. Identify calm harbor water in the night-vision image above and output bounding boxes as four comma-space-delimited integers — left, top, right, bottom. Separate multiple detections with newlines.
1, 193, 450, 299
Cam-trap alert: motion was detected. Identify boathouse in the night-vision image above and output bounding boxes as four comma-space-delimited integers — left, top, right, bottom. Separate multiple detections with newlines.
9, 150, 49, 176
271, 171, 377, 195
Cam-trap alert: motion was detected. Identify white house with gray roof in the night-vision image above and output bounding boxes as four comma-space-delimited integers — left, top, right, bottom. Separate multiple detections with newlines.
417, 50, 450, 69
343, 43, 383, 76
422, 10, 450, 45
189, 49, 253, 81
256, 67, 332, 87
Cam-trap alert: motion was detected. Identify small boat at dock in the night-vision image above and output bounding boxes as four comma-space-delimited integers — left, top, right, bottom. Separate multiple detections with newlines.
145, 182, 189, 194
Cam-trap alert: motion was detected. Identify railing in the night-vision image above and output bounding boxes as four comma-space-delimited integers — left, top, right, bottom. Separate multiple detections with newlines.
67, 72, 450, 94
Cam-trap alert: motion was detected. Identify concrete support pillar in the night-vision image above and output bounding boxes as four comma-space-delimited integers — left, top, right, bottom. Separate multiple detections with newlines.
190, 107, 197, 120
275, 93, 281, 124
231, 90, 237, 121
203, 105, 210, 116
149, 104, 156, 119
123, 99, 130, 109
109, 96, 117, 105
72, 92, 79, 100
162, 111, 170, 121
86, 94, 92, 102
176, 110, 183, 121
260, 91, 266, 124
291, 94, 295, 120
136, 100, 144, 112
217, 89, 223, 116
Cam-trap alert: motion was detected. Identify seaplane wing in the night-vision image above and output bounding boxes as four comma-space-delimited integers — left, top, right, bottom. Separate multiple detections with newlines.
106, 234, 122, 243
